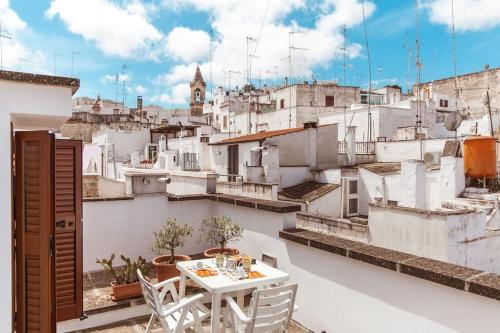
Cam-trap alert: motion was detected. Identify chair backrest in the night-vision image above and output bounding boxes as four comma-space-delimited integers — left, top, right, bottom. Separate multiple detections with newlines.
137, 269, 163, 317
246, 283, 298, 333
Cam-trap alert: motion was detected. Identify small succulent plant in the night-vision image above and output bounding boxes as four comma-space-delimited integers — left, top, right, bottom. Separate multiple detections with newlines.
96, 254, 150, 285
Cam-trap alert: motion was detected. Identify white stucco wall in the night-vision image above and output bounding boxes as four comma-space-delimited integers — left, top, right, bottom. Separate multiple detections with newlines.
83, 195, 212, 272
358, 169, 400, 215
167, 171, 216, 195
81, 195, 500, 332
375, 139, 449, 162
1, 80, 76, 333
307, 187, 342, 217
213, 202, 500, 333
368, 205, 495, 271
279, 166, 310, 188
92, 128, 150, 161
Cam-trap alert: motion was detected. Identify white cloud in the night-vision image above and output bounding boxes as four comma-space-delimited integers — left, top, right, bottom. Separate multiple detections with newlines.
0, 0, 26, 32
46, 0, 163, 58
164, 27, 210, 63
151, 82, 190, 105
0, 1, 48, 73
135, 84, 147, 94
100, 73, 131, 84
424, 0, 500, 32
156, 0, 375, 102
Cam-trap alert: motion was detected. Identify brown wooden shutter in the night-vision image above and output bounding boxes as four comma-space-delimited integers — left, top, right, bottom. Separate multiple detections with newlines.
15, 131, 56, 333
55, 139, 83, 321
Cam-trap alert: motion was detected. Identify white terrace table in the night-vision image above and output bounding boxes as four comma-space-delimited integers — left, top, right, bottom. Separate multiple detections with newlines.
177, 258, 289, 332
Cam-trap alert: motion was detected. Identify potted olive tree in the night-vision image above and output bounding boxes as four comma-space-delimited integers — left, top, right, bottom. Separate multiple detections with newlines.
200, 215, 243, 258
96, 254, 149, 301
151, 218, 193, 282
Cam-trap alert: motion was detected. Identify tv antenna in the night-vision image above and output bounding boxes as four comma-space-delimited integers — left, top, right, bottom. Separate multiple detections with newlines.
18, 58, 32, 71
403, 32, 413, 93
53, 53, 62, 75
415, 0, 424, 159
71, 51, 81, 77
121, 64, 130, 110
288, 30, 308, 128
0, 23, 12, 70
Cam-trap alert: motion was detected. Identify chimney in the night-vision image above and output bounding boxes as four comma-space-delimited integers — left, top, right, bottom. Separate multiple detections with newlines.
137, 96, 143, 113
400, 159, 426, 209
346, 126, 356, 166
303, 121, 317, 129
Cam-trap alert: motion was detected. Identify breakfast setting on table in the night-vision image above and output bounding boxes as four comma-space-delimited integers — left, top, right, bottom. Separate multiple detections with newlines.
187, 254, 266, 280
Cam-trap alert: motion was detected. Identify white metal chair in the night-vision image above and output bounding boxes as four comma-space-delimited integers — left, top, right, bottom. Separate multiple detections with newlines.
137, 269, 210, 333
224, 283, 298, 333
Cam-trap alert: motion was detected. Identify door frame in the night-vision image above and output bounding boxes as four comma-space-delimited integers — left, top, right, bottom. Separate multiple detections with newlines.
227, 144, 239, 181
345, 177, 359, 217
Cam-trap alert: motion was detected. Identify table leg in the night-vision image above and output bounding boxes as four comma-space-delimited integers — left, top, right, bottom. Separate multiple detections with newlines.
211, 293, 222, 332
179, 273, 187, 298
236, 290, 244, 308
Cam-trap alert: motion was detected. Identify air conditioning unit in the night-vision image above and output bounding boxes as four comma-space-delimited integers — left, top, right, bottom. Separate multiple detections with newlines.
423, 152, 441, 165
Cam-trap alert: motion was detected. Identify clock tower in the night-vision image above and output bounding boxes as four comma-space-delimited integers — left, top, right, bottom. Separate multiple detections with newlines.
190, 65, 206, 116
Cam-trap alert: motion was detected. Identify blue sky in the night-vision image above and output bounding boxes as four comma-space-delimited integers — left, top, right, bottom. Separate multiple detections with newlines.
3, 0, 500, 108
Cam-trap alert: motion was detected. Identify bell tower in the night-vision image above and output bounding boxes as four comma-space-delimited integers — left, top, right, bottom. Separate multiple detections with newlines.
190, 65, 206, 116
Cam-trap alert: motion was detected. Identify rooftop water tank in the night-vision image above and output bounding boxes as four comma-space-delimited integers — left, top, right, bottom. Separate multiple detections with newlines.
463, 136, 497, 178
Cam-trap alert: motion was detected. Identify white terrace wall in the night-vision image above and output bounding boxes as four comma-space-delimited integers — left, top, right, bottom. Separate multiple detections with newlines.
367, 205, 500, 273
82, 196, 500, 332
83, 195, 212, 272
358, 167, 442, 215
212, 201, 500, 333
375, 139, 449, 162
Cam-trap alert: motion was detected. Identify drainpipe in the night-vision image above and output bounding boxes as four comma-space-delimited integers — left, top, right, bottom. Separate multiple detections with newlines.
381, 175, 386, 204
340, 177, 345, 219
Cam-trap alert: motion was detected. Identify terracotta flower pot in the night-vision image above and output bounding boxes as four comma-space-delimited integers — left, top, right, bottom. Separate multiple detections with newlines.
111, 281, 142, 301
153, 255, 191, 282
203, 247, 240, 258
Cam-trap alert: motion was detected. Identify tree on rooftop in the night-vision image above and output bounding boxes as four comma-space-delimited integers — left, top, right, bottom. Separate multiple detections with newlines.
200, 215, 243, 253
151, 218, 193, 264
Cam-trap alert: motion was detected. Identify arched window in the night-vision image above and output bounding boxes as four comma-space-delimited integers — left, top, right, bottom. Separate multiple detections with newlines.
195, 89, 201, 103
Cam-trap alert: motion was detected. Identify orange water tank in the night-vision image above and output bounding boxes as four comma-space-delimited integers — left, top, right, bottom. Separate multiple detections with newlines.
463, 136, 497, 178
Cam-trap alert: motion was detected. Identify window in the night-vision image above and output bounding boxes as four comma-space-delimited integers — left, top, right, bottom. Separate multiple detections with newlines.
325, 95, 335, 107
280, 99, 285, 109
348, 198, 358, 215
439, 99, 449, 108
349, 179, 358, 195
223, 115, 228, 129
195, 89, 202, 103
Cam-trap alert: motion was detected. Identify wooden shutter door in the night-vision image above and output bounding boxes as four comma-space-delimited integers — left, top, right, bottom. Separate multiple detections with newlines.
15, 131, 56, 333
55, 139, 83, 321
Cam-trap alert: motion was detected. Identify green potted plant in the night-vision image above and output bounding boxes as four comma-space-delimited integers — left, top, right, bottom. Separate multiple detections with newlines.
200, 215, 243, 258
151, 218, 193, 282
96, 254, 149, 301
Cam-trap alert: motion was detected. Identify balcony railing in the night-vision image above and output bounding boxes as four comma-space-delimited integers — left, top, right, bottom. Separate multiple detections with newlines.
338, 141, 375, 155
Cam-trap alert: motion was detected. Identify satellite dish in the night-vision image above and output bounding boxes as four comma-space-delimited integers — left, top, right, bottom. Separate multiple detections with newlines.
444, 111, 463, 131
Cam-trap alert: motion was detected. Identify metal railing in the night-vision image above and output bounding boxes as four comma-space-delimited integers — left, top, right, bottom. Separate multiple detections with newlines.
356, 142, 375, 154
181, 153, 200, 171
338, 141, 375, 155
338, 141, 346, 153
